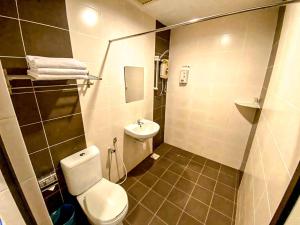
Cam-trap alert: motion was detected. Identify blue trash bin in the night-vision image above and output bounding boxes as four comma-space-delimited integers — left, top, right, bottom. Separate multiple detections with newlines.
51, 204, 75, 225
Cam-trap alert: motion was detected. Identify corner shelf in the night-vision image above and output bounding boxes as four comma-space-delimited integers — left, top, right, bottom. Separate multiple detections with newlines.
235, 98, 260, 109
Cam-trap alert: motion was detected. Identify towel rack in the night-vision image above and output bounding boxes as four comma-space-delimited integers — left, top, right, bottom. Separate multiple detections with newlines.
4, 72, 101, 94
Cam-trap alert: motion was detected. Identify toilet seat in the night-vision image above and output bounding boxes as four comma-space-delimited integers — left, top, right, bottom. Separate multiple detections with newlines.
77, 178, 128, 225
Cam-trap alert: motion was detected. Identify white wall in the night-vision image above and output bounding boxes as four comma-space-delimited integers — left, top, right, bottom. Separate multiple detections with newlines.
236, 4, 300, 225
165, 9, 278, 169
66, 0, 155, 181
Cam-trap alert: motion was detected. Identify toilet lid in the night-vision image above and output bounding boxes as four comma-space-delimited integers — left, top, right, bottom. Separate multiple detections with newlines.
84, 179, 128, 223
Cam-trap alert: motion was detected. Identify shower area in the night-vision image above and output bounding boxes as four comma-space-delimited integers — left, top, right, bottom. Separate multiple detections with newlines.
0, 0, 299, 224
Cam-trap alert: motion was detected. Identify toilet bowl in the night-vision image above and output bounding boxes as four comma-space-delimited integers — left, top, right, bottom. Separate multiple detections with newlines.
60, 146, 128, 225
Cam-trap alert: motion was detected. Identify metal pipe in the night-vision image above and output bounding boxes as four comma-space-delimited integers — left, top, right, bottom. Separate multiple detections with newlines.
109, 0, 300, 42
154, 56, 159, 90
10, 83, 94, 90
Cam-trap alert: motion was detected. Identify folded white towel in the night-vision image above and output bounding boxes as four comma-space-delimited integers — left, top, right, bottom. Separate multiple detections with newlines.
31, 68, 89, 75
27, 71, 89, 80
26, 55, 87, 70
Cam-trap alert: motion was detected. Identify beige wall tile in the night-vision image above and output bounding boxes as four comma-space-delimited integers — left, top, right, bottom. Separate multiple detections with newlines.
165, 9, 278, 169
20, 177, 52, 225
0, 117, 35, 182
0, 63, 15, 120
237, 3, 300, 225
0, 189, 26, 225
0, 171, 7, 193
66, 0, 155, 182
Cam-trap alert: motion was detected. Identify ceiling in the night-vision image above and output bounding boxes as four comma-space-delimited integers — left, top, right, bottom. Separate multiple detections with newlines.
130, 0, 281, 25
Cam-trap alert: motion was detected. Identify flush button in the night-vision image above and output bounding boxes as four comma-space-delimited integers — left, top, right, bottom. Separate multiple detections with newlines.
80, 153, 85, 156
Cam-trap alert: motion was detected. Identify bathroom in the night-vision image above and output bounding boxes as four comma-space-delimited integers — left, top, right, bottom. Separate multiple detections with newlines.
0, 0, 299, 224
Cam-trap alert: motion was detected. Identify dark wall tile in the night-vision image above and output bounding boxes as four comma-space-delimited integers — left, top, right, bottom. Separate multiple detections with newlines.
11, 92, 41, 126
0, 0, 18, 17
0, 17, 25, 57
50, 135, 86, 168
155, 36, 170, 56
156, 21, 170, 41
44, 114, 85, 145
0, 57, 27, 75
21, 21, 73, 58
17, 0, 69, 29
36, 89, 81, 120
29, 149, 53, 178
21, 122, 47, 153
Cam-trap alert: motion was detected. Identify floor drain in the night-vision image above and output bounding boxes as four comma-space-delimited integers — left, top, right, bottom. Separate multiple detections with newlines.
151, 153, 160, 160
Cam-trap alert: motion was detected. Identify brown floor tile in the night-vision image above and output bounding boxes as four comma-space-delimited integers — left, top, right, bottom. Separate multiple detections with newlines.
167, 188, 189, 209
149, 165, 166, 177
156, 158, 173, 169
206, 209, 232, 225
121, 176, 137, 190
126, 204, 153, 225
128, 167, 146, 180
185, 198, 208, 223
168, 163, 185, 174
164, 151, 179, 161
128, 182, 149, 201
206, 159, 221, 170
157, 201, 182, 225
191, 185, 213, 205
161, 170, 180, 185
178, 213, 203, 225
218, 172, 237, 189
141, 191, 164, 213
153, 179, 173, 197
202, 166, 219, 180
211, 194, 234, 218
131, 145, 239, 225
175, 177, 195, 194
192, 155, 206, 165
221, 165, 239, 178
182, 168, 199, 183
197, 175, 216, 191
215, 182, 235, 201
128, 195, 138, 214
176, 155, 190, 166
187, 161, 203, 173
149, 216, 167, 225
155, 143, 172, 156
140, 172, 158, 187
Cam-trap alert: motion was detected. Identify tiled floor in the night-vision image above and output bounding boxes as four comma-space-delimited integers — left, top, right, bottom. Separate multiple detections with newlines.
121, 143, 241, 225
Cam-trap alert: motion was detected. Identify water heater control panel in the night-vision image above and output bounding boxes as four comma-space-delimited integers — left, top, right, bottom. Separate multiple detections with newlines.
179, 66, 190, 85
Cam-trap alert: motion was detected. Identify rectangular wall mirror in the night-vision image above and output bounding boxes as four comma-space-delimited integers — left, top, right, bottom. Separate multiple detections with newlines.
124, 66, 144, 103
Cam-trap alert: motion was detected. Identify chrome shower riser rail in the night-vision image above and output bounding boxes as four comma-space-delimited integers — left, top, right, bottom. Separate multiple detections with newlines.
109, 0, 300, 42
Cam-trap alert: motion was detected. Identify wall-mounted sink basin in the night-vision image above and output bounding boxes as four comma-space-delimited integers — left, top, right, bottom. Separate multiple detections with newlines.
124, 119, 160, 140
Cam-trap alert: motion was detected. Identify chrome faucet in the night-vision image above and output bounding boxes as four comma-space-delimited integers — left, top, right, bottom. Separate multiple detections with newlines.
137, 119, 144, 127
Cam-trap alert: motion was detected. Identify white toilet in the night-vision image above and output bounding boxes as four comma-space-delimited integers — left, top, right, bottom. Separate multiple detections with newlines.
60, 145, 128, 225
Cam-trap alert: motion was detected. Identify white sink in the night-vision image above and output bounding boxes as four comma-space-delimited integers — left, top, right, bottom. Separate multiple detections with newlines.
124, 119, 160, 140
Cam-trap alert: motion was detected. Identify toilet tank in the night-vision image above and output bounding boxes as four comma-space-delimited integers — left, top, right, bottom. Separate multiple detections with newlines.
60, 145, 102, 196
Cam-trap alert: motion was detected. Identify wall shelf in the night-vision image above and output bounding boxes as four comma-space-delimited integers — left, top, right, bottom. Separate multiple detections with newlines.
235, 98, 261, 109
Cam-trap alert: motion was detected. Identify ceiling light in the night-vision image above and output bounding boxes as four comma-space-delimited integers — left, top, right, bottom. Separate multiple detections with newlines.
220, 34, 231, 46
81, 6, 98, 27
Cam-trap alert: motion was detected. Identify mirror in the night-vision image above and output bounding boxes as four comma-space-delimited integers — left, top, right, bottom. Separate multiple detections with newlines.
124, 66, 144, 103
